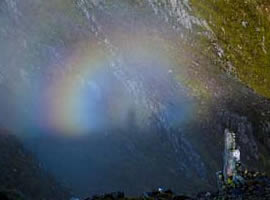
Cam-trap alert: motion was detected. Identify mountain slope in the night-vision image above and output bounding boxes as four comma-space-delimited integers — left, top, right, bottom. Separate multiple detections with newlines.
0, 0, 270, 198
189, 0, 270, 98
0, 129, 71, 200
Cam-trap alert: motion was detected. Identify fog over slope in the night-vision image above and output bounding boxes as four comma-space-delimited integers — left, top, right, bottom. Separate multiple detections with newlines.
0, 0, 270, 199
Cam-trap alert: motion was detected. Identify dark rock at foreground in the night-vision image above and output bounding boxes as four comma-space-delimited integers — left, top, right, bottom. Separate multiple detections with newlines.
83, 172, 270, 200
0, 189, 26, 200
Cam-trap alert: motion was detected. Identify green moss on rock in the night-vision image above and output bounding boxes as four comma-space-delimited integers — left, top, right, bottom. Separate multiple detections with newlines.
190, 0, 270, 98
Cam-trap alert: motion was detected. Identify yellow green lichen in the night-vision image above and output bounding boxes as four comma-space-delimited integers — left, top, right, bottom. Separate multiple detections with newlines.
190, 0, 270, 98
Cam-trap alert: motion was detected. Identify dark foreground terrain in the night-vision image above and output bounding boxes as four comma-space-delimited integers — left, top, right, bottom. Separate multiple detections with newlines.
1, 129, 270, 200
2, 173, 270, 200
0, 128, 270, 200
80, 168, 270, 200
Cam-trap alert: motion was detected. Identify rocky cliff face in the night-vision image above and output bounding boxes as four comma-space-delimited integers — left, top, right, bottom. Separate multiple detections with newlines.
189, 0, 270, 98
0, 0, 270, 198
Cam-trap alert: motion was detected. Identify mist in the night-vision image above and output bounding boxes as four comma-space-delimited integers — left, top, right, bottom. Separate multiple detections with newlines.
1, 0, 270, 199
